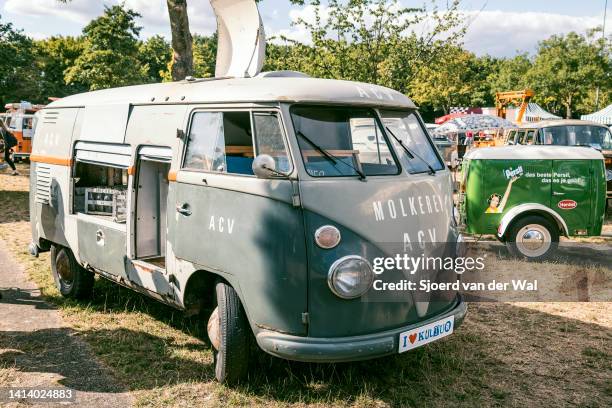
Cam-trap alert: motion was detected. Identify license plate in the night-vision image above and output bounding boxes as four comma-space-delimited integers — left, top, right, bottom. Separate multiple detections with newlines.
398, 315, 454, 353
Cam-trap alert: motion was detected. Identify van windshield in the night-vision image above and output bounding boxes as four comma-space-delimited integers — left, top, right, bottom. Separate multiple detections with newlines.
379, 110, 445, 173
541, 125, 612, 150
290, 105, 400, 177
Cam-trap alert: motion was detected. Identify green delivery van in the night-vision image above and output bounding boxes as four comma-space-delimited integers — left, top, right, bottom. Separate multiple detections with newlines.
459, 145, 607, 260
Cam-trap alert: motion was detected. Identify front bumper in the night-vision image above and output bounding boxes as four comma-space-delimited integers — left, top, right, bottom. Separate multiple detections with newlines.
256, 294, 467, 363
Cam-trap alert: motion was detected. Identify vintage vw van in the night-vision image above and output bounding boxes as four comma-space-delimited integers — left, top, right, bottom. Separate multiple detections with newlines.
505, 119, 612, 205
4, 110, 38, 161
28, 0, 466, 383
459, 146, 606, 260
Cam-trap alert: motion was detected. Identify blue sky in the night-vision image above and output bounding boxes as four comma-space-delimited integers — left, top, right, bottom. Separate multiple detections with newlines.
1, 1, 610, 57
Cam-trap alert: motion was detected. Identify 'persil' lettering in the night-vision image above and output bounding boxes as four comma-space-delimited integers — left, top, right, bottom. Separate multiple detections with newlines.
504, 166, 524, 180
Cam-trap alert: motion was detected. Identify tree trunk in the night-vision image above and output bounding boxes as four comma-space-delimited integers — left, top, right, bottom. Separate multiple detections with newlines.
565, 95, 572, 119
167, 0, 193, 80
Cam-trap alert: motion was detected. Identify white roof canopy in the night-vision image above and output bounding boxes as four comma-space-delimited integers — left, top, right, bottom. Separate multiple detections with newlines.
581, 104, 612, 126
524, 103, 561, 122
465, 145, 604, 160
211, 0, 266, 78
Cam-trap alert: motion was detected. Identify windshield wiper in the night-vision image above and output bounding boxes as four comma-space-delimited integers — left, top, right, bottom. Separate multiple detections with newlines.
296, 130, 367, 181
385, 126, 436, 175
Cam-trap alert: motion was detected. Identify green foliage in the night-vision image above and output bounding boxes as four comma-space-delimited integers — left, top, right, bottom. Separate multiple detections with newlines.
527, 30, 611, 118
139, 35, 172, 83
0, 16, 38, 106
410, 46, 490, 115
65, 5, 148, 91
34, 36, 87, 98
192, 34, 217, 79
269, 0, 466, 92
486, 53, 532, 95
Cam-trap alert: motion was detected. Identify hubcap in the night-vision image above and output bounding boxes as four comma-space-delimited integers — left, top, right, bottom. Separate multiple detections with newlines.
516, 224, 551, 258
56, 251, 74, 284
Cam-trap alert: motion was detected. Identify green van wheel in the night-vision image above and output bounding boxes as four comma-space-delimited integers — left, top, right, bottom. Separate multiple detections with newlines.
506, 215, 559, 261
208, 280, 251, 384
50, 245, 94, 299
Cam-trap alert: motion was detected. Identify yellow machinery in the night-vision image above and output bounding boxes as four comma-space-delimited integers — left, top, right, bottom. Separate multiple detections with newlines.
495, 89, 535, 123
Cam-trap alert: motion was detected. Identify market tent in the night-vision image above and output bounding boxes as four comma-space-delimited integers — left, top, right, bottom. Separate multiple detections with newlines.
433, 114, 516, 135
581, 104, 612, 126
524, 103, 561, 122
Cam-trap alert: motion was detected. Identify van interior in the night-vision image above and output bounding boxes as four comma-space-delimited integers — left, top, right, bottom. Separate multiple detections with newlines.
135, 158, 170, 267
223, 111, 255, 175
73, 162, 128, 222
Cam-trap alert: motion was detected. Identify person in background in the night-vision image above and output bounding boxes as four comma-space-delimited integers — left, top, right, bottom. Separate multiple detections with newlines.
0, 120, 19, 175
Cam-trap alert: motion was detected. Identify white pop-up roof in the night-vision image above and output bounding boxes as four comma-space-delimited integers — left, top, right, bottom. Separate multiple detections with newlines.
211, 0, 266, 78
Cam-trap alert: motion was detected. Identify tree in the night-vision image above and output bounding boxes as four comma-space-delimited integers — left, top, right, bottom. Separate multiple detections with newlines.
65, 5, 148, 90
410, 46, 484, 115
277, 0, 466, 93
0, 16, 39, 105
34, 36, 87, 98
139, 35, 172, 82
527, 30, 610, 118
486, 53, 533, 95
166, 0, 193, 80
192, 34, 217, 78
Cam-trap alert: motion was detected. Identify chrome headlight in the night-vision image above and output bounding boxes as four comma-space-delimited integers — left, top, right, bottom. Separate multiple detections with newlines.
327, 255, 373, 299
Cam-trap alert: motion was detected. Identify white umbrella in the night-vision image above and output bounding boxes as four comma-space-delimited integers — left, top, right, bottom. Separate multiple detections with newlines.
434, 114, 516, 135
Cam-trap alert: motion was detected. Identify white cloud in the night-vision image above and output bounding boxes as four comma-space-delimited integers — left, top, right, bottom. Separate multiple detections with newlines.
4, 1, 609, 58
4, 0, 217, 39
4, 0, 104, 24
270, 5, 610, 57
454, 10, 609, 56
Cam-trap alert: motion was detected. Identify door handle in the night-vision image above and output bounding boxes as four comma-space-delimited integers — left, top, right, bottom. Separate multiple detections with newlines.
176, 203, 192, 216
552, 191, 565, 196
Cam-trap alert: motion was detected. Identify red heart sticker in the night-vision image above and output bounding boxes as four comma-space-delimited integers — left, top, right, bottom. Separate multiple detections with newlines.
409, 333, 417, 344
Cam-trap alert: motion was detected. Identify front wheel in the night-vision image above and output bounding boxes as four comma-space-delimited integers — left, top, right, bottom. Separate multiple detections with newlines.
506, 215, 559, 261
207, 280, 251, 384
50, 245, 94, 299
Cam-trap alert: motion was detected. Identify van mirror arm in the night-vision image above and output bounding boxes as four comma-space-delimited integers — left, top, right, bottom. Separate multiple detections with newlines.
176, 129, 186, 139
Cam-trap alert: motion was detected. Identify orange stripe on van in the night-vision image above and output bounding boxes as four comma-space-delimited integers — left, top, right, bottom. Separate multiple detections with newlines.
128, 166, 136, 176
30, 155, 73, 166
167, 170, 178, 182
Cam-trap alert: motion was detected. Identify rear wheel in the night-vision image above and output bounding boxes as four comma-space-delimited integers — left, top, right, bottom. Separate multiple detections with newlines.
506, 215, 559, 261
50, 245, 94, 299
207, 280, 251, 384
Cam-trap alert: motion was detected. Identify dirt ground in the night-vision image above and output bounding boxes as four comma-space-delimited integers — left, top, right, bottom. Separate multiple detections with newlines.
0, 162, 610, 407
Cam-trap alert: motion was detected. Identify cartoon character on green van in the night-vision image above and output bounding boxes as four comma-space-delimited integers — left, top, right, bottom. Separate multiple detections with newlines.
485, 174, 520, 214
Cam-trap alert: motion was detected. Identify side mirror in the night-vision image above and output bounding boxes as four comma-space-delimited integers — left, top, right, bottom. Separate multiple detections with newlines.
252, 154, 277, 178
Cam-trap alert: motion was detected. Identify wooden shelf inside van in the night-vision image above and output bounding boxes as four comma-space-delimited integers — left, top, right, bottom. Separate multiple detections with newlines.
301, 149, 358, 161
226, 146, 254, 157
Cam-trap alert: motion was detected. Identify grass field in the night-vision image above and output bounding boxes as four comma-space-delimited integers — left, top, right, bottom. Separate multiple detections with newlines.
0, 163, 610, 407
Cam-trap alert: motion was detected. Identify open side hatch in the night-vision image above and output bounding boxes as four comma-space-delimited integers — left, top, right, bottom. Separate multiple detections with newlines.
211, 0, 266, 78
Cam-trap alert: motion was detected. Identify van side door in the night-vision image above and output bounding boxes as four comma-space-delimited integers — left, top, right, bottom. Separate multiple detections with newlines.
167, 108, 308, 336
552, 160, 592, 235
